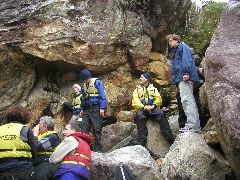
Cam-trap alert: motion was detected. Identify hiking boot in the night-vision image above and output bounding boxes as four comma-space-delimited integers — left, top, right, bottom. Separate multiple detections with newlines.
131, 140, 147, 147
162, 134, 175, 145
131, 140, 141, 146
179, 126, 201, 133
167, 136, 175, 145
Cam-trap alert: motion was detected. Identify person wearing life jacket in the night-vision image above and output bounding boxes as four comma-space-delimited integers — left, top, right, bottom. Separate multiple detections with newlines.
32, 116, 59, 180
62, 84, 82, 126
79, 69, 107, 152
0, 105, 37, 180
132, 73, 175, 147
33, 116, 59, 162
72, 84, 82, 116
50, 116, 92, 180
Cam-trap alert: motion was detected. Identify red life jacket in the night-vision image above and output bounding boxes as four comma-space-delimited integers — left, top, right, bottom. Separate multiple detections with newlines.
61, 132, 93, 170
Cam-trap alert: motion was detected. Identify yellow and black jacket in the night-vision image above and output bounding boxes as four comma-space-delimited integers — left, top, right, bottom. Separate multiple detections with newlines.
37, 131, 59, 155
82, 78, 107, 109
0, 123, 32, 158
72, 93, 82, 115
132, 84, 162, 111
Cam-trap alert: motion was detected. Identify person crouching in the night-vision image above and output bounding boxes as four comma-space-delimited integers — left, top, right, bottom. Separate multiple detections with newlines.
50, 117, 92, 180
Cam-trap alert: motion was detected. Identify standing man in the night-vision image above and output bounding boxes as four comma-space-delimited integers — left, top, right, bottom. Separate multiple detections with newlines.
166, 34, 201, 133
132, 73, 175, 147
79, 69, 107, 152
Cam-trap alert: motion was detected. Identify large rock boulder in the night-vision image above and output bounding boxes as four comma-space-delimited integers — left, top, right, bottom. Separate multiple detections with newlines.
161, 132, 231, 179
0, 49, 35, 112
116, 110, 136, 122
0, 0, 191, 71
0, 0, 133, 73
131, 52, 172, 86
92, 145, 162, 180
126, 0, 192, 52
202, 118, 219, 146
146, 120, 171, 158
205, 0, 240, 177
168, 115, 180, 137
100, 64, 139, 117
101, 122, 136, 152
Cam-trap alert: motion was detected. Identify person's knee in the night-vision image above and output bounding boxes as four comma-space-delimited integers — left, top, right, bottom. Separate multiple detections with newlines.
136, 110, 145, 120
153, 108, 164, 117
81, 122, 90, 134
92, 122, 102, 133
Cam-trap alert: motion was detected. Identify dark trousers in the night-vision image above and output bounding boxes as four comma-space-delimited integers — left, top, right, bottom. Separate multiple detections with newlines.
81, 105, 103, 151
135, 108, 174, 146
34, 162, 56, 180
176, 88, 207, 129
0, 163, 35, 180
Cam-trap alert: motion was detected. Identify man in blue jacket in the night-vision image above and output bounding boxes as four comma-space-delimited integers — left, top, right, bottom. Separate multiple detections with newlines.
166, 34, 201, 133
79, 69, 107, 152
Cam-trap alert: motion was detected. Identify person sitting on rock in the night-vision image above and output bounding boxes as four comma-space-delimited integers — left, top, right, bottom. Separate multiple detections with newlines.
0, 105, 37, 180
79, 69, 107, 152
132, 73, 175, 147
33, 116, 59, 162
50, 116, 92, 180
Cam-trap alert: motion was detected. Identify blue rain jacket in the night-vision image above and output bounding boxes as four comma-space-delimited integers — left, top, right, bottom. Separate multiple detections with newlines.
171, 42, 200, 85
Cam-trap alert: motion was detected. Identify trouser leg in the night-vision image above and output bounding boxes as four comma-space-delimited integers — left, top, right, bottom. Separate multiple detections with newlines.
81, 109, 91, 134
179, 81, 200, 129
135, 110, 148, 147
193, 88, 206, 129
152, 108, 175, 144
176, 90, 187, 128
0, 164, 36, 180
89, 106, 103, 151
34, 162, 56, 180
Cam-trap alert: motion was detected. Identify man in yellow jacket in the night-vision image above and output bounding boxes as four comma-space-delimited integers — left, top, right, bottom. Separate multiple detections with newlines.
132, 73, 174, 147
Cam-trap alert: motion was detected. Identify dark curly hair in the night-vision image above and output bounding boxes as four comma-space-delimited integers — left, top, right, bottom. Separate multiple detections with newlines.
5, 105, 31, 124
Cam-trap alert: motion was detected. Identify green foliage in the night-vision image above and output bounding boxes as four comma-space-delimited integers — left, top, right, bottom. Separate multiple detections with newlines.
183, 1, 226, 57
